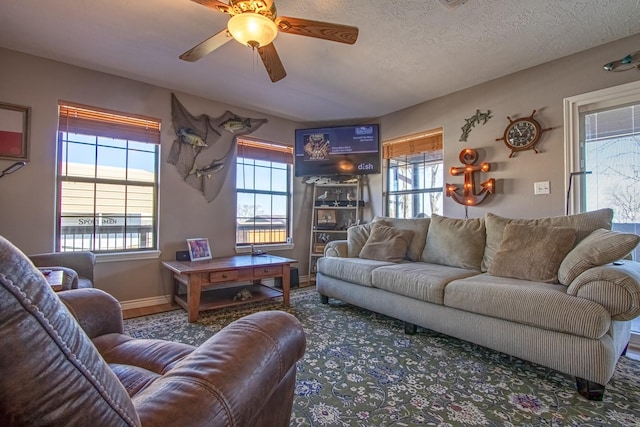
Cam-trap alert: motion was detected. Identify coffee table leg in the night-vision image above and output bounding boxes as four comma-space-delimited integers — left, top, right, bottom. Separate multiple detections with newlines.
171, 272, 179, 306
282, 265, 290, 306
187, 274, 203, 323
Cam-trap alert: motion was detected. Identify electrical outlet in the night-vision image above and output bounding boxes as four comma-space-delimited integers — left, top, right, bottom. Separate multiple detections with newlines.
534, 181, 550, 195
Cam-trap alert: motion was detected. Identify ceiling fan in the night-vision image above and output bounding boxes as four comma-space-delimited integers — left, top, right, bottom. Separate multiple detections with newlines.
180, 0, 359, 82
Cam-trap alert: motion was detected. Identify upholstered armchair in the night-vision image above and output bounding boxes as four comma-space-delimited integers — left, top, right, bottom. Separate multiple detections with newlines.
28, 250, 96, 289
1, 235, 306, 426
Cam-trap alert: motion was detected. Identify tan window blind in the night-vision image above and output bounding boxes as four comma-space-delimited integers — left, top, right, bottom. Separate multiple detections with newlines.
58, 102, 161, 144
238, 138, 293, 164
382, 128, 443, 159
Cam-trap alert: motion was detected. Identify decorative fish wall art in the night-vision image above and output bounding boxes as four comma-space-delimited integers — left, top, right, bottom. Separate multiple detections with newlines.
603, 51, 640, 72
168, 93, 267, 202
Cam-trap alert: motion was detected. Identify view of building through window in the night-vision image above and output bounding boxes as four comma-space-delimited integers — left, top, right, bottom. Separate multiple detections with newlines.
580, 101, 640, 335
57, 103, 159, 253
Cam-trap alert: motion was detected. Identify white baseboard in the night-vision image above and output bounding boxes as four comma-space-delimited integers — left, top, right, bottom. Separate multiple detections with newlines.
119, 275, 310, 311
119, 294, 172, 310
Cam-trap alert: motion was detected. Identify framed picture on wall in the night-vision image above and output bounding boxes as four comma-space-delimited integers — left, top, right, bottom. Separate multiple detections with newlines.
187, 238, 212, 262
0, 102, 30, 161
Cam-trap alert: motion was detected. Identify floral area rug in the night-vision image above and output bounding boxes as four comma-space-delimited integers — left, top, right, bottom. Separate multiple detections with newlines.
124, 287, 640, 426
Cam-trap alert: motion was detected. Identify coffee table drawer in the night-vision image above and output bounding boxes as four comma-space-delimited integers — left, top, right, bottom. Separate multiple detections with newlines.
254, 265, 282, 277
209, 270, 238, 283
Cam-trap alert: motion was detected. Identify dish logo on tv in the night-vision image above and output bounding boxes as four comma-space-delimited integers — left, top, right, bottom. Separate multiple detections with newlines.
358, 162, 375, 171
355, 126, 375, 136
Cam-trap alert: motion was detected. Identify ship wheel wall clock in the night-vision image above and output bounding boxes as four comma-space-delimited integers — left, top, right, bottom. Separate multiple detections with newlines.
496, 110, 552, 158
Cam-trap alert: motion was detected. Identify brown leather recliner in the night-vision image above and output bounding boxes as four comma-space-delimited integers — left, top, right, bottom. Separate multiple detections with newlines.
0, 235, 306, 426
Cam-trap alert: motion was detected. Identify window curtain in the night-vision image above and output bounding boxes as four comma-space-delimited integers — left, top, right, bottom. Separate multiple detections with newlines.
58, 102, 161, 144
382, 128, 443, 159
237, 138, 293, 164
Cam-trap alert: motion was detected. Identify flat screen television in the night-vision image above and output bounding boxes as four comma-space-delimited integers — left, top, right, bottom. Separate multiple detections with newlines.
294, 124, 380, 177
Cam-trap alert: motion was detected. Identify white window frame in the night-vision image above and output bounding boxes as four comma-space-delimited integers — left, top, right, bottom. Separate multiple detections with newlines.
563, 80, 640, 214
383, 129, 444, 218
564, 80, 640, 348
234, 138, 294, 253
56, 103, 161, 259
386, 154, 444, 218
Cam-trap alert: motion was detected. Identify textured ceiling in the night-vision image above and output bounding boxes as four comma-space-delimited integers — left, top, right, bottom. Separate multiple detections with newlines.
1, 0, 639, 123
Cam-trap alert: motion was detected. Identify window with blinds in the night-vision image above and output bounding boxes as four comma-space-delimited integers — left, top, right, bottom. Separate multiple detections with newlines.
57, 102, 160, 253
384, 128, 444, 218
580, 102, 640, 230
236, 138, 293, 246
575, 98, 640, 339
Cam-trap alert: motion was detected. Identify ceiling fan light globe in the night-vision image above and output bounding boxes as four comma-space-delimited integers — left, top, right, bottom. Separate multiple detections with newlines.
228, 13, 278, 48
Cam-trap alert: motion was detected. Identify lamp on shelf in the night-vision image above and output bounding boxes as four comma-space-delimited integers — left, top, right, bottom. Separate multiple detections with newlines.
566, 171, 592, 215
227, 12, 278, 49
0, 161, 26, 180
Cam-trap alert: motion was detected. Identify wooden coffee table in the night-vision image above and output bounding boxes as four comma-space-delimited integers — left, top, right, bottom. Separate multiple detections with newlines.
162, 254, 296, 322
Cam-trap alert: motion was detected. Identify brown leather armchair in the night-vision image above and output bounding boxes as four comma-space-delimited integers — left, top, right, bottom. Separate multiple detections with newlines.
1, 235, 306, 426
28, 250, 96, 289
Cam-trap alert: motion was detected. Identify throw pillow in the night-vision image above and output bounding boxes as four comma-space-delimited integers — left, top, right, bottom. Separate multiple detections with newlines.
558, 228, 640, 285
421, 214, 485, 270
482, 208, 613, 272
372, 216, 431, 261
347, 221, 388, 257
488, 223, 576, 283
359, 222, 414, 263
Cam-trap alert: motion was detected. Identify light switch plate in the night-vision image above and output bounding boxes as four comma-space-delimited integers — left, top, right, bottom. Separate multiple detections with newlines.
534, 181, 550, 195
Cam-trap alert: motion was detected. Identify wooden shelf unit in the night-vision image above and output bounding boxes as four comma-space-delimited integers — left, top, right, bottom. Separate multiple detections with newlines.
308, 180, 361, 284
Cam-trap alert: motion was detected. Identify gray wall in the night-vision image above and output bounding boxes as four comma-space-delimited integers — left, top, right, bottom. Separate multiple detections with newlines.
1, 32, 640, 303
373, 33, 640, 219
0, 48, 309, 302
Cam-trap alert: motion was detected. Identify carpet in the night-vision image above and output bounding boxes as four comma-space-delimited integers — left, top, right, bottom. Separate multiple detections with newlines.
124, 287, 640, 426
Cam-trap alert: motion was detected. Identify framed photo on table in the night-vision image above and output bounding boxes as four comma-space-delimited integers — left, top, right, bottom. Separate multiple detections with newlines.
187, 238, 212, 261
0, 103, 30, 161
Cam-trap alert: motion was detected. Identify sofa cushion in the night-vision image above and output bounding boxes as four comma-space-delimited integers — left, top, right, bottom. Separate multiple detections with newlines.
371, 262, 480, 305
421, 214, 485, 270
94, 334, 195, 396
359, 223, 414, 263
317, 256, 394, 287
482, 208, 613, 272
372, 216, 431, 261
488, 224, 576, 283
558, 228, 640, 285
444, 273, 610, 339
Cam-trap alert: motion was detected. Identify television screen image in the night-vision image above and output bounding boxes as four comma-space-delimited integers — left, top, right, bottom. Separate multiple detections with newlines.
294, 124, 380, 177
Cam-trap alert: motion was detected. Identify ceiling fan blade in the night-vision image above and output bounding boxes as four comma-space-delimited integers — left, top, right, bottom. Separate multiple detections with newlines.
189, 0, 231, 14
258, 43, 287, 82
275, 17, 358, 44
179, 29, 232, 62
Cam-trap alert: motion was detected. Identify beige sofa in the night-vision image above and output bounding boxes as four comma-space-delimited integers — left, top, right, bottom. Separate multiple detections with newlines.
316, 208, 640, 400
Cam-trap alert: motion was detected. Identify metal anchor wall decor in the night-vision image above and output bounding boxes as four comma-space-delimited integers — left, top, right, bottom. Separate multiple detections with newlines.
446, 148, 495, 206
